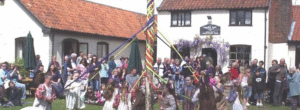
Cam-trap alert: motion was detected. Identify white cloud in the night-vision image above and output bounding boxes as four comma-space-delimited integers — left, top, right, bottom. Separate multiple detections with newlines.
86, 0, 163, 14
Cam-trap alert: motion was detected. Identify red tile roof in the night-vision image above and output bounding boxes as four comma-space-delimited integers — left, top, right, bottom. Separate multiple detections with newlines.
19, 0, 147, 40
157, 0, 270, 11
292, 6, 300, 41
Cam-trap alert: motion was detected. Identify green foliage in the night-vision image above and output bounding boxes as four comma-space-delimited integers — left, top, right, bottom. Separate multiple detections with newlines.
14, 59, 30, 78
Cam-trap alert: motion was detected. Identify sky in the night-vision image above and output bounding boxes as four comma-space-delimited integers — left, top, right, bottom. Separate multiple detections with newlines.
86, 0, 163, 14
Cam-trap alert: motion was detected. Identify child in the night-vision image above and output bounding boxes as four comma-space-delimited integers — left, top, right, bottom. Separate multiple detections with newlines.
5, 81, 22, 107
117, 81, 131, 110
96, 84, 106, 105
242, 68, 252, 106
103, 80, 119, 110
21, 73, 56, 110
181, 76, 197, 110
159, 82, 178, 110
252, 69, 265, 107
227, 83, 244, 110
85, 87, 95, 104
214, 76, 228, 110
65, 71, 88, 110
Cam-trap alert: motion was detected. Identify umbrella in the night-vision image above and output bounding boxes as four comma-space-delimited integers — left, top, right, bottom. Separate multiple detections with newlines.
128, 38, 143, 74
24, 32, 37, 70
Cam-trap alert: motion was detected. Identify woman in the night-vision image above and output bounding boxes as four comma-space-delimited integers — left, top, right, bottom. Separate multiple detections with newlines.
47, 64, 63, 98
33, 65, 45, 88
198, 75, 216, 110
100, 59, 110, 85
214, 76, 228, 110
287, 66, 300, 110
89, 55, 101, 92
77, 58, 90, 80
120, 68, 127, 82
6, 81, 22, 107
109, 69, 121, 86
215, 65, 223, 76
7, 64, 26, 99
159, 82, 178, 110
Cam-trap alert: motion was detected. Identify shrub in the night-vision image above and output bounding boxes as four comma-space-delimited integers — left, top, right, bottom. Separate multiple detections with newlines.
14, 59, 30, 78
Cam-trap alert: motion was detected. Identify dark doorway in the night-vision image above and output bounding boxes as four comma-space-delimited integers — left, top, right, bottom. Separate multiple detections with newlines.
63, 38, 79, 60
202, 48, 217, 67
296, 45, 300, 67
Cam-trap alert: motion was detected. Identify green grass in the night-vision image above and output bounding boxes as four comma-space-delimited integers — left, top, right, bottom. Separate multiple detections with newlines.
0, 97, 296, 110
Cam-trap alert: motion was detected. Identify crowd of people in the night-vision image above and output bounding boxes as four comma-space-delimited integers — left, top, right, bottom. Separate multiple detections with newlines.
1, 51, 300, 110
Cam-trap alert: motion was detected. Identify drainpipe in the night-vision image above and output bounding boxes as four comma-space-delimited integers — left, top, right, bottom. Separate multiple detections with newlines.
264, 8, 267, 69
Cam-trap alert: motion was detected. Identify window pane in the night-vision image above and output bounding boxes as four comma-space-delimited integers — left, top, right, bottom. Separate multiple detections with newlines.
238, 11, 245, 25
230, 11, 237, 25
237, 47, 243, 52
102, 44, 108, 57
230, 46, 236, 52
245, 18, 251, 25
178, 13, 182, 26
237, 53, 243, 59
172, 13, 177, 26
244, 46, 251, 52
79, 43, 88, 56
230, 53, 237, 59
185, 12, 191, 25
245, 11, 252, 25
97, 44, 103, 57
244, 54, 250, 60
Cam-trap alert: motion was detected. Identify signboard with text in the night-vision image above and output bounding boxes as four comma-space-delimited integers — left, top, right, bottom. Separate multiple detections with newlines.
200, 24, 220, 35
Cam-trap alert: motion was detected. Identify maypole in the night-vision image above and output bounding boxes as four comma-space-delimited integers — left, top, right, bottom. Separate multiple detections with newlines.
145, 0, 155, 109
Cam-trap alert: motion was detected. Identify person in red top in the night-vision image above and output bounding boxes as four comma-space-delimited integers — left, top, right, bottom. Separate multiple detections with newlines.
230, 62, 239, 80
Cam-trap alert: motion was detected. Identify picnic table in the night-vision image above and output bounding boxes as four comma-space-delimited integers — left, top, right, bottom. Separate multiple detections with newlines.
22, 77, 35, 96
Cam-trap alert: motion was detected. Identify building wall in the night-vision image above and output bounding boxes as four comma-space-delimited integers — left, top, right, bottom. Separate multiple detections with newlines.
52, 32, 146, 67
0, 0, 51, 69
267, 43, 294, 68
157, 9, 269, 72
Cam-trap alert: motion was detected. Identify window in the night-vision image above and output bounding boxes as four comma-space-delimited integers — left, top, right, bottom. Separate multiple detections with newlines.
0, 0, 4, 6
15, 37, 26, 60
97, 42, 109, 58
229, 45, 251, 66
230, 10, 252, 26
171, 11, 191, 27
79, 43, 88, 56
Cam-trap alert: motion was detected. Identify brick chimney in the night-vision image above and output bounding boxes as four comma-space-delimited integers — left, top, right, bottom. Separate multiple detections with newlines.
269, 0, 293, 43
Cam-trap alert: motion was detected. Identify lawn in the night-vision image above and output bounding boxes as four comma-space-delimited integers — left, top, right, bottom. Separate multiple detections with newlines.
1, 97, 295, 110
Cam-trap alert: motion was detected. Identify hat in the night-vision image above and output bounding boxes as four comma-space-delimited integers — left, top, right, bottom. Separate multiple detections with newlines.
71, 53, 77, 58
202, 54, 206, 57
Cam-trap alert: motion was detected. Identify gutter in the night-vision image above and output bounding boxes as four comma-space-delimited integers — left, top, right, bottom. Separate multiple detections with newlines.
264, 8, 267, 69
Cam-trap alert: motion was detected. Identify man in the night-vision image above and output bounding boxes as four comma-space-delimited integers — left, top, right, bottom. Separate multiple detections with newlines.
126, 68, 140, 87
169, 59, 175, 68
154, 58, 163, 77
76, 52, 83, 65
0, 63, 7, 85
273, 58, 287, 106
87, 54, 92, 64
31, 55, 42, 78
49, 56, 61, 70
163, 58, 172, 80
267, 60, 278, 104
7, 64, 26, 99
67, 53, 77, 79
62, 55, 69, 86
251, 59, 258, 75
182, 57, 192, 78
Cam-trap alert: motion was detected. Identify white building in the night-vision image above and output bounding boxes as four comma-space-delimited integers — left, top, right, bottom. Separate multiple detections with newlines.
0, 0, 147, 70
157, 0, 294, 72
